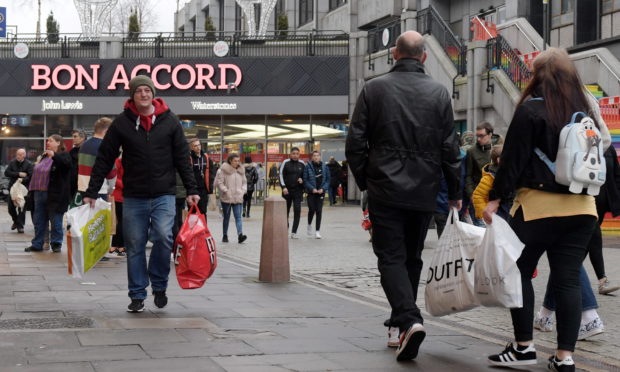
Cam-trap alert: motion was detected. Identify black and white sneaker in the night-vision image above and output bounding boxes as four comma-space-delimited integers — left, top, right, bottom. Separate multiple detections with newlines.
395, 323, 426, 361
127, 299, 144, 313
153, 290, 168, 309
488, 343, 537, 366
548, 355, 575, 372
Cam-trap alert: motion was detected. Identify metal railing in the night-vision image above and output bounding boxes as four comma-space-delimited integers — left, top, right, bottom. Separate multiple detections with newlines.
0, 34, 99, 59
417, 5, 466, 76
487, 34, 532, 91
367, 18, 400, 55
122, 31, 349, 59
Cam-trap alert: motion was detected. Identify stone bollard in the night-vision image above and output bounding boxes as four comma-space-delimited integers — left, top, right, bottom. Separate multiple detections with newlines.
259, 196, 290, 282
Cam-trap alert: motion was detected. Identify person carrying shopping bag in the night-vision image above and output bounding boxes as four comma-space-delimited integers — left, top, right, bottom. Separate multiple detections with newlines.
215, 153, 247, 244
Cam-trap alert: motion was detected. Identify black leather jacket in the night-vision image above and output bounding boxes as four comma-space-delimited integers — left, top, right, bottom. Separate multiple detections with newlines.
346, 58, 462, 211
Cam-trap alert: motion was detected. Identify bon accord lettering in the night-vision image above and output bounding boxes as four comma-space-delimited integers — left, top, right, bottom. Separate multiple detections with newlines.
427, 258, 475, 284
31, 63, 242, 91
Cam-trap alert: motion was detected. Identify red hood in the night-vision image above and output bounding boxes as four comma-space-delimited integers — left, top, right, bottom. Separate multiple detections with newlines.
124, 98, 169, 132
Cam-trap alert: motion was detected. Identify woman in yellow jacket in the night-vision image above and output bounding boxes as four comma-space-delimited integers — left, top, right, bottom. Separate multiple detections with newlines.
472, 145, 512, 221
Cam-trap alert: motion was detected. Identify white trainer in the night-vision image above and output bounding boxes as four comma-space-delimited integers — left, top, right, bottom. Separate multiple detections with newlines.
290, 233, 299, 239
533, 311, 553, 332
315, 231, 322, 239
578, 316, 604, 340
387, 326, 400, 348
307, 224, 313, 236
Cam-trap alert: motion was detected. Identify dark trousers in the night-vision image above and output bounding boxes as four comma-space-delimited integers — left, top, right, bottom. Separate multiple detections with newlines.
111, 201, 124, 247
8, 200, 26, 229
328, 186, 338, 205
196, 191, 208, 215
243, 190, 254, 217
172, 198, 186, 241
432, 212, 448, 239
283, 189, 303, 234
509, 208, 596, 352
587, 213, 606, 280
307, 193, 325, 230
368, 199, 431, 333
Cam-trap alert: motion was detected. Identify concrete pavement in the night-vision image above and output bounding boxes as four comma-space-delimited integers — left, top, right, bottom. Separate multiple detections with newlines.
0, 202, 618, 371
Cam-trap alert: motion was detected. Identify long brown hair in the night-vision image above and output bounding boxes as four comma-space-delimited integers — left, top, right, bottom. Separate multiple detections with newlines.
49, 134, 66, 152
519, 48, 597, 131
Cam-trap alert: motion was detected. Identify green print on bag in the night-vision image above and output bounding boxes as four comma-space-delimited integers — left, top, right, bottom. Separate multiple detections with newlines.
81, 210, 111, 272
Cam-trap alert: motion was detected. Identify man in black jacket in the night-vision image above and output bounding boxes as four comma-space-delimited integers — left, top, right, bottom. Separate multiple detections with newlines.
326, 157, 342, 205
346, 31, 462, 361
5, 148, 33, 233
280, 147, 305, 238
189, 137, 215, 215
84, 75, 199, 314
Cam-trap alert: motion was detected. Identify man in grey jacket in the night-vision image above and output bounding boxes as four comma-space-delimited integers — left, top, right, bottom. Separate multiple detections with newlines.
346, 31, 462, 361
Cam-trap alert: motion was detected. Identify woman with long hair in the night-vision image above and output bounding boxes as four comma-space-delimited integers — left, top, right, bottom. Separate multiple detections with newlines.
214, 153, 247, 243
25, 134, 72, 253
484, 48, 610, 372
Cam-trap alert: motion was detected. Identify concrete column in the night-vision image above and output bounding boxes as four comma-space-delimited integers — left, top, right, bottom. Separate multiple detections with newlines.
466, 40, 487, 131
259, 196, 290, 283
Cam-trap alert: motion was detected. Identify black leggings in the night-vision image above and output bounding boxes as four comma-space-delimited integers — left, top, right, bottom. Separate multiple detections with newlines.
587, 212, 606, 280
307, 193, 324, 230
243, 190, 254, 216
509, 208, 596, 352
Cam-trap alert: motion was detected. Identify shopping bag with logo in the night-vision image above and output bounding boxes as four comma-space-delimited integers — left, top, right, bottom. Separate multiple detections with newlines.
425, 208, 485, 317
69, 192, 83, 209
474, 214, 524, 308
173, 204, 217, 289
66, 199, 112, 278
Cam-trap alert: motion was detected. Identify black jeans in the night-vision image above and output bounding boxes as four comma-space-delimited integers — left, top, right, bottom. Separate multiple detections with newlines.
243, 190, 254, 217
8, 200, 26, 229
432, 212, 448, 239
307, 193, 325, 230
587, 212, 606, 280
283, 189, 303, 234
368, 199, 431, 333
328, 185, 338, 205
111, 201, 124, 247
509, 208, 596, 352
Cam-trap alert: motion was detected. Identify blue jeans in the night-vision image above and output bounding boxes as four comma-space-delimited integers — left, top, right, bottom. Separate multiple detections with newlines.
123, 195, 175, 300
543, 265, 598, 311
222, 202, 243, 236
31, 191, 63, 249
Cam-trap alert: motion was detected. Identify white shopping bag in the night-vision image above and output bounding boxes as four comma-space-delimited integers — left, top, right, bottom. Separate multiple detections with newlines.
425, 208, 485, 317
66, 199, 112, 278
10, 179, 28, 210
474, 214, 524, 308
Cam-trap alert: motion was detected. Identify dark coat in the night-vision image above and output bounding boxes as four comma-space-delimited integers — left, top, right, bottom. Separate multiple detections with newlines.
303, 161, 330, 192
597, 147, 620, 217
190, 150, 216, 194
345, 58, 462, 211
69, 146, 80, 196
85, 100, 198, 199
326, 161, 342, 188
491, 98, 590, 200
5, 158, 33, 188
46, 152, 72, 214
244, 164, 258, 193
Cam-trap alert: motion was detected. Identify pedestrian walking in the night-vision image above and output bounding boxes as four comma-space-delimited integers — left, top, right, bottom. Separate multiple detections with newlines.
110, 156, 125, 257
243, 156, 258, 218
346, 31, 462, 361
189, 138, 215, 215
465, 121, 495, 227
303, 150, 330, 239
69, 129, 86, 198
5, 148, 33, 234
484, 48, 611, 372
77, 117, 116, 201
83, 75, 199, 313
215, 153, 247, 243
269, 163, 279, 190
25, 135, 72, 253
256, 163, 266, 199
326, 156, 342, 206
280, 148, 305, 239
472, 145, 512, 221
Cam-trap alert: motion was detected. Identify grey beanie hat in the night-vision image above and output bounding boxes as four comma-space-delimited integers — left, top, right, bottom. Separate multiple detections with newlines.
129, 75, 156, 97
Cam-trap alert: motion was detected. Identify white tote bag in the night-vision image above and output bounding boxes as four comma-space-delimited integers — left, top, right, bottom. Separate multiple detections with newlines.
425, 208, 486, 317
474, 214, 524, 308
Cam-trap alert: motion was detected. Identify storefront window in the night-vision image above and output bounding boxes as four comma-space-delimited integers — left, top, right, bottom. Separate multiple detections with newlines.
46, 115, 73, 137
0, 115, 45, 138
0, 139, 45, 167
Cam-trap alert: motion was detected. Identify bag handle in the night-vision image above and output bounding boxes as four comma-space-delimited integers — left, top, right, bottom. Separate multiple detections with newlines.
570, 111, 588, 124
187, 203, 200, 216
448, 207, 459, 225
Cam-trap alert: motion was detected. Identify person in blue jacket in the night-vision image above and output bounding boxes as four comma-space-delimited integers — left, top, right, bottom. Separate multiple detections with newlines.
303, 150, 330, 239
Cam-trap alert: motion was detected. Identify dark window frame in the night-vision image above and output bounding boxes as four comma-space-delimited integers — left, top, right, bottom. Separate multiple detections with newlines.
299, 0, 313, 26
329, 0, 347, 11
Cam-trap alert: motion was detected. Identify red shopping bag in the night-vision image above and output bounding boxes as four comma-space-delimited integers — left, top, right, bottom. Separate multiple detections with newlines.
173, 205, 217, 289
337, 186, 343, 198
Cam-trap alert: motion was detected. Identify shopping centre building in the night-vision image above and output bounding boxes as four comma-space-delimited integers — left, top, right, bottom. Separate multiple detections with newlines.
1, 0, 620, 201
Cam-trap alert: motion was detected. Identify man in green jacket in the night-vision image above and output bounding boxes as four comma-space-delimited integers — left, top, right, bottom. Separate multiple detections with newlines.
465, 121, 495, 226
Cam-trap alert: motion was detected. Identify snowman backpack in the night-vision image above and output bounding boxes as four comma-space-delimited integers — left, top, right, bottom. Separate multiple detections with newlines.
532, 98, 606, 195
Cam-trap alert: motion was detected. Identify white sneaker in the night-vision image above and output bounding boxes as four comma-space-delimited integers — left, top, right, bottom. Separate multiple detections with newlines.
315, 231, 322, 239
578, 316, 604, 340
534, 311, 553, 332
387, 326, 400, 348
307, 224, 313, 236
290, 233, 299, 239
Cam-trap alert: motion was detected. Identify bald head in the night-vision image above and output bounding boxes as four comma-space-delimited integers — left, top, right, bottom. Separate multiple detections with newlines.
394, 31, 425, 61
15, 148, 26, 162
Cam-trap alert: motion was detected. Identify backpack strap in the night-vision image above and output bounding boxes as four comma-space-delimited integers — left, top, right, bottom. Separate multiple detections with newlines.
570, 111, 588, 125
534, 147, 556, 174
